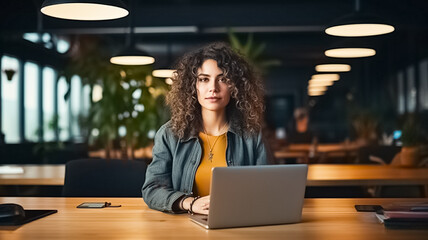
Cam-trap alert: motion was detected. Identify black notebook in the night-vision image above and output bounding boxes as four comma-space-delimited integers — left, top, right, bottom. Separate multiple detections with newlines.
375, 210, 428, 229
0, 210, 57, 226
384, 218, 428, 229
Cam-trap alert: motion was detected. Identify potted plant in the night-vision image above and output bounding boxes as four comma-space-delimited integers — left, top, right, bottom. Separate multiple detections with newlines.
59, 35, 169, 160
228, 30, 281, 75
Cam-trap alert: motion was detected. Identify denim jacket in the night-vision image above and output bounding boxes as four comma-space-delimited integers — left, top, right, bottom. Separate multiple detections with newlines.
142, 121, 269, 213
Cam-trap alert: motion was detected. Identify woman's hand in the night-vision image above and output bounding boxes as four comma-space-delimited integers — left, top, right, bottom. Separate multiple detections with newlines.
183, 196, 210, 215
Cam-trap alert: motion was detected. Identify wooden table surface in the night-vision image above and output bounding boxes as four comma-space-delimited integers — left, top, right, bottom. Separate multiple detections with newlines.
307, 164, 428, 186
274, 143, 360, 160
288, 143, 358, 153
1, 164, 428, 188
0, 197, 427, 240
0, 165, 65, 185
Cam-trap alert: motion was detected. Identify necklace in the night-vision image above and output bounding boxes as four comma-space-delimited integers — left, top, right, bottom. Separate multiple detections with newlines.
203, 123, 228, 161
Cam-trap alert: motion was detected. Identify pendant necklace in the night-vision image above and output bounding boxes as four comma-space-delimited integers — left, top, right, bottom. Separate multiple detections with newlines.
203, 123, 228, 161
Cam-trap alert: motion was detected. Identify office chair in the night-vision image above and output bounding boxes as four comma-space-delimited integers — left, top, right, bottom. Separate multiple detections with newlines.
357, 146, 423, 197
357, 145, 401, 164
63, 159, 147, 197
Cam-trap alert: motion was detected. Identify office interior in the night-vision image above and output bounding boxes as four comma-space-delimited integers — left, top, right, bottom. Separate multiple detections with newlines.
1, 0, 428, 199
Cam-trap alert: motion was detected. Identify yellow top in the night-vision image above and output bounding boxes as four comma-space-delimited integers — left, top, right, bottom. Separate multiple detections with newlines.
193, 132, 227, 197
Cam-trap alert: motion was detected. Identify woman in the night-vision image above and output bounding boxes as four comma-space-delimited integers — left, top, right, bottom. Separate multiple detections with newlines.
142, 42, 270, 215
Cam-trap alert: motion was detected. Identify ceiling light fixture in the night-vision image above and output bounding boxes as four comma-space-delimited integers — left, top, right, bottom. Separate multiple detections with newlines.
309, 81, 334, 87
325, 48, 376, 58
315, 64, 351, 72
110, 0, 154, 66
308, 91, 325, 97
308, 89, 325, 94
110, 48, 155, 65
165, 78, 173, 85
152, 69, 175, 78
308, 86, 328, 92
41, 0, 128, 21
325, 0, 394, 37
309, 79, 336, 85
326, 23, 394, 37
311, 74, 340, 81
152, 43, 176, 81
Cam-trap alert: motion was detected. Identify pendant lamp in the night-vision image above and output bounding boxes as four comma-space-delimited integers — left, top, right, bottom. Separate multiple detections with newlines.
308, 80, 334, 87
308, 86, 328, 92
152, 69, 176, 78
110, 0, 154, 66
152, 43, 176, 82
325, 0, 394, 37
325, 48, 376, 58
324, 38, 376, 58
110, 46, 155, 65
311, 74, 340, 81
308, 91, 325, 97
41, 0, 128, 21
315, 64, 351, 72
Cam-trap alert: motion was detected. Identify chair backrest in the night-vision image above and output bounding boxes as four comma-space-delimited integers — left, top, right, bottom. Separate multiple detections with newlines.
357, 146, 401, 164
63, 159, 147, 197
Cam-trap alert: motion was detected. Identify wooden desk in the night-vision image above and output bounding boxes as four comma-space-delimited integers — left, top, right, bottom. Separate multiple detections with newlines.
307, 164, 428, 187
0, 165, 64, 185
0, 197, 427, 239
274, 143, 360, 162
307, 164, 428, 196
1, 164, 428, 190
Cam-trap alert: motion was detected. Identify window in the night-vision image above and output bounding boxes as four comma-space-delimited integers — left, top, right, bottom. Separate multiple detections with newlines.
419, 59, 428, 110
70, 75, 82, 139
58, 76, 70, 141
82, 84, 91, 115
1, 55, 20, 143
43, 67, 56, 141
397, 71, 405, 114
24, 62, 40, 142
406, 66, 416, 113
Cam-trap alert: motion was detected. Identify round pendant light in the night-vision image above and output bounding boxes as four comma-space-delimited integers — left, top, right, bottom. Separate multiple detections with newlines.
325, 0, 394, 37
326, 23, 394, 37
308, 91, 325, 97
165, 78, 174, 85
315, 64, 351, 72
110, 46, 155, 65
311, 74, 340, 81
325, 48, 376, 58
308, 86, 328, 92
41, 0, 129, 21
152, 69, 176, 78
109, 0, 154, 66
308, 80, 334, 87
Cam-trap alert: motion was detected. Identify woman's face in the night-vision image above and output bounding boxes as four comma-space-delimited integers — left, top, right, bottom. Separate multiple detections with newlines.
196, 59, 231, 113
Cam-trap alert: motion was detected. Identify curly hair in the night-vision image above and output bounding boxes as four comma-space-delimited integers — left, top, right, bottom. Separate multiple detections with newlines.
166, 42, 265, 139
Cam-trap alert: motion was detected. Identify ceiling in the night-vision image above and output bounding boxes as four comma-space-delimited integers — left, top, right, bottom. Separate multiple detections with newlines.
1, 0, 428, 98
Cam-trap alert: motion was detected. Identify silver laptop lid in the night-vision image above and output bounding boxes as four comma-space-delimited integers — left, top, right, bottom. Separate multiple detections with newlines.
207, 164, 308, 229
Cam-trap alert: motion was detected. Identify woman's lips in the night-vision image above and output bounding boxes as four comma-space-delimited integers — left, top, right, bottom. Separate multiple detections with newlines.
206, 97, 221, 102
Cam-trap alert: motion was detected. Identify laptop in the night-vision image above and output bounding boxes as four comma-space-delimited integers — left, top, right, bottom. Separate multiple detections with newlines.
190, 164, 308, 229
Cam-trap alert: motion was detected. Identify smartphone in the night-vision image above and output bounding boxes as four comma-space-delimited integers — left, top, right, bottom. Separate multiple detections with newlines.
355, 205, 383, 212
77, 202, 108, 208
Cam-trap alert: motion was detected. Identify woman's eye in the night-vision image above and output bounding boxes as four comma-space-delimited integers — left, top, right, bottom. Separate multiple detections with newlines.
198, 78, 209, 82
218, 78, 226, 82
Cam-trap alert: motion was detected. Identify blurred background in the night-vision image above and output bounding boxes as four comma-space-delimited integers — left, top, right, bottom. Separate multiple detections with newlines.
1, 0, 428, 168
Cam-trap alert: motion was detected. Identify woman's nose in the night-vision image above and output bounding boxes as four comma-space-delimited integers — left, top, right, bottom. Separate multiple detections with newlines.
208, 80, 218, 92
